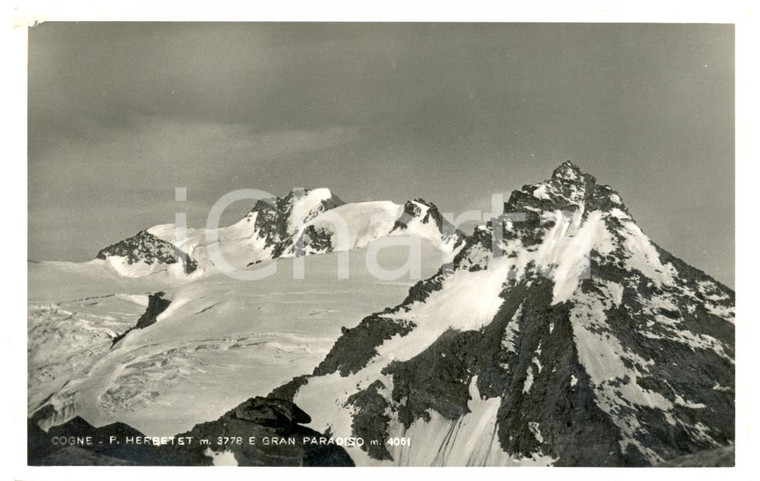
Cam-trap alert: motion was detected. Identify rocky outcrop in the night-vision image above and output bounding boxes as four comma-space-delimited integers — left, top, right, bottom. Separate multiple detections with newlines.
111, 292, 171, 346
175, 396, 354, 466
28, 397, 354, 466
312, 314, 416, 377
96, 230, 198, 274
247, 188, 345, 261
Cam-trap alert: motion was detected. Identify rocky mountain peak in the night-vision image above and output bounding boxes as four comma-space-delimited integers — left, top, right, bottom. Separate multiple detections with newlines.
391, 198, 465, 250
503, 161, 627, 219
551, 160, 592, 184
95, 230, 198, 274
248, 187, 345, 218
244, 187, 346, 258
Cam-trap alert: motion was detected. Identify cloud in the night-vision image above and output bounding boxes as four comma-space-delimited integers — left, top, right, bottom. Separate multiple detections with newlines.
30, 115, 359, 194
120, 116, 359, 165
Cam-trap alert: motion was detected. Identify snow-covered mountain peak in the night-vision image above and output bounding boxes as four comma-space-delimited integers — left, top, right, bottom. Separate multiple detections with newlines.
245, 187, 345, 222
394, 199, 458, 236
393, 198, 466, 253
280, 187, 343, 212
272, 162, 734, 467
458, 162, 671, 298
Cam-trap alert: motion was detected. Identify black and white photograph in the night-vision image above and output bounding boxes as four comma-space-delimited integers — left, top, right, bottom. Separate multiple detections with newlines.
12, 2, 755, 476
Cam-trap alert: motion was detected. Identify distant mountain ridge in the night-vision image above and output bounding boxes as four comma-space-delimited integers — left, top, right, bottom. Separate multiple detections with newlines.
95, 187, 467, 278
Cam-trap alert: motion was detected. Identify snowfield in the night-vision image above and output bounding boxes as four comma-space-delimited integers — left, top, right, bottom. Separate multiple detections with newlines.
28, 242, 446, 437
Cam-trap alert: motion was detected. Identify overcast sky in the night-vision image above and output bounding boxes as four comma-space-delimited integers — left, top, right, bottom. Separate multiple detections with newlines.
28, 22, 734, 286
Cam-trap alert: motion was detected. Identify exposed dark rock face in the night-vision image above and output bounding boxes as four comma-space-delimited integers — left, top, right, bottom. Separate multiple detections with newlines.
247, 188, 345, 261
391, 198, 467, 251
234, 397, 311, 426
368, 278, 635, 466
268, 375, 310, 401
111, 292, 171, 346
392, 200, 423, 232
346, 381, 393, 461
295, 225, 335, 255
176, 396, 354, 466
96, 230, 198, 274
288, 196, 468, 257
486, 278, 639, 466
382, 329, 480, 428
395, 269, 447, 311
312, 314, 415, 377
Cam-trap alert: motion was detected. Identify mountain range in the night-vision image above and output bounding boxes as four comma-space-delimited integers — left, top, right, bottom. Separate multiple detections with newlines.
27, 161, 734, 466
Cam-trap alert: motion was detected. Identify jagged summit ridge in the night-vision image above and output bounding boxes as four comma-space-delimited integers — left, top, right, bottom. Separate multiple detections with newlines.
244, 187, 345, 230
552, 160, 589, 182
288, 197, 467, 257
504, 161, 628, 219
391, 198, 466, 248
